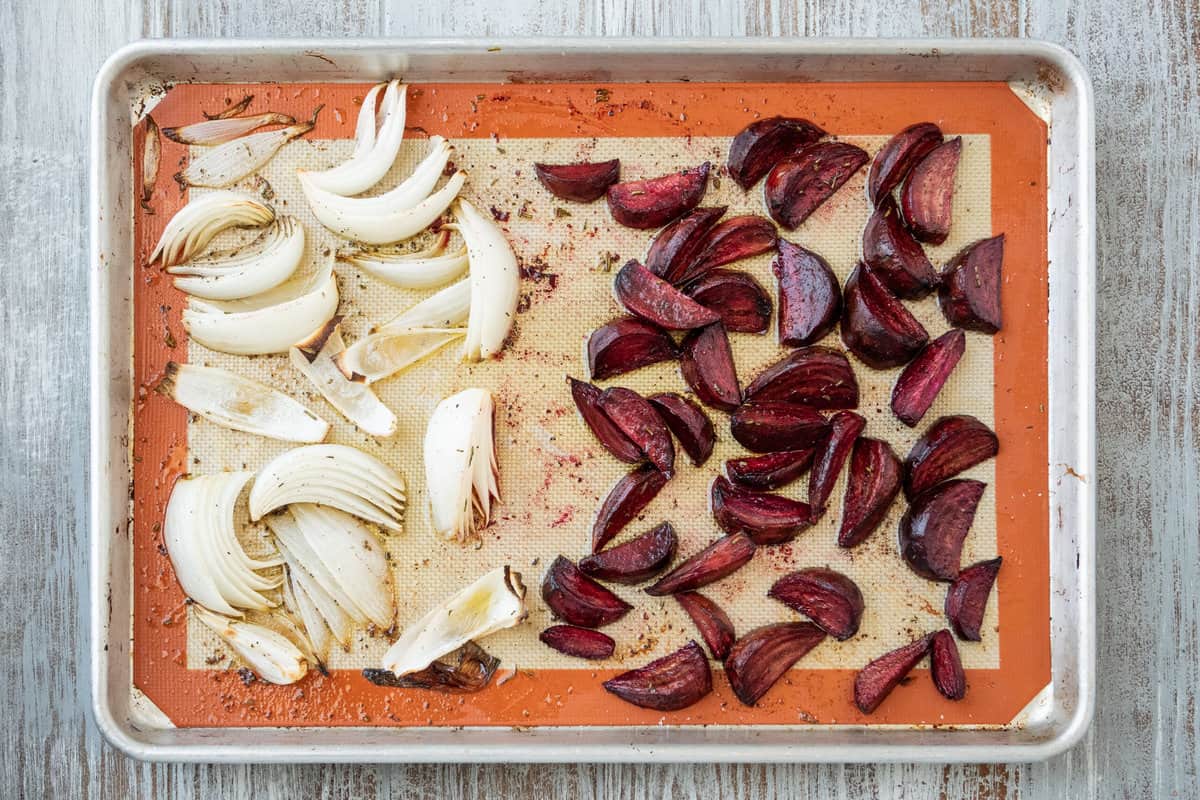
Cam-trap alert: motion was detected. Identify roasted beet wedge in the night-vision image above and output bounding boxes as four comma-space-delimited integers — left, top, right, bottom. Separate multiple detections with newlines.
646, 207, 726, 281
648, 392, 716, 466
534, 159, 620, 202
676, 215, 778, 285
592, 466, 670, 553
862, 196, 939, 299
727, 116, 826, 189
541, 555, 633, 628
773, 240, 842, 347
945, 557, 1002, 641
890, 329, 966, 427
808, 410, 866, 513
587, 317, 679, 381
711, 475, 814, 545
613, 260, 721, 331
579, 521, 678, 584
726, 448, 816, 491
724, 622, 827, 706
539, 625, 616, 660
838, 437, 902, 548
645, 533, 756, 596
730, 402, 831, 453
930, 629, 966, 700
840, 263, 929, 369
569, 377, 643, 464
899, 479, 986, 581
939, 234, 1004, 333
685, 270, 772, 334
768, 567, 865, 640
901, 136, 962, 244
744, 346, 859, 409
675, 591, 736, 660
903, 414, 999, 499
599, 387, 676, 476
607, 163, 711, 229
680, 323, 742, 412
867, 122, 943, 205
765, 142, 869, 229
854, 634, 933, 714
602, 640, 712, 711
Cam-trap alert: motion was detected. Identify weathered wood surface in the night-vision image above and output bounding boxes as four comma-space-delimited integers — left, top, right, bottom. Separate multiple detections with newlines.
2, 0, 1197, 796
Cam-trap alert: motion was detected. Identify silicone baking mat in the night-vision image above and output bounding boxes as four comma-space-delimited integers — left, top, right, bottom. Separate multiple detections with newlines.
130, 81, 1048, 728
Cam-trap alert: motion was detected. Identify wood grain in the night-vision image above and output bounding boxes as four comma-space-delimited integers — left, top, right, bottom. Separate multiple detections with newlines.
2, 0, 1197, 797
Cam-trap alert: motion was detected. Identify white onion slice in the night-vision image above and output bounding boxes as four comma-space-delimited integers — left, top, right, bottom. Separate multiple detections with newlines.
333, 328, 463, 385
271, 528, 356, 647
193, 606, 309, 685
454, 199, 520, 361
149, 191, 274, 268
248, 444, 406, 531
166, 216, 305, 300
163, 112, 296, 146
299, 81, 408, 196
340, 230, 469, 289
423, 388, 501, 543
377, 277, 471, 333
160, 361, 329, 442
289, 319, 397, 437
290, 504, 393, 629
175, 112, 319, 189
181, 257, 339, 356
282, 566, 332, 660
381, 566, 526, 677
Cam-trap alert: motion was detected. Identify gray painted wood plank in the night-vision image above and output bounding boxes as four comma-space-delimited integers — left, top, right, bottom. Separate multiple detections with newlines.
2, 0, 1197, 796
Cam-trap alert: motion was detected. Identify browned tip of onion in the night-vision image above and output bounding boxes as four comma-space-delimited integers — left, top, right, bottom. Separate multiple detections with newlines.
204, 94, 254, 120
294, 315, 344, 364
362, 641, 500, 693
141, 116, 160, 211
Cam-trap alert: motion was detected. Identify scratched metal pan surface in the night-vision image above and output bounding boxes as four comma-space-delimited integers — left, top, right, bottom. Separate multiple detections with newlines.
89, 38, 1094, 763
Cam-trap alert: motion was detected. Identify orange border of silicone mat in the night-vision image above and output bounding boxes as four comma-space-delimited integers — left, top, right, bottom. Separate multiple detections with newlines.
131, 81, 1049, 728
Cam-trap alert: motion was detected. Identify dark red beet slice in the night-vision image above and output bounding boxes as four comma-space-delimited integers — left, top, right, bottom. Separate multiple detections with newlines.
904, 414, 998, 499
939, 234, 1004, 333
648, 392, 716, 466
646, 206, 726, 281
744, 346, 858, 410
840, 263, 929, 369
945, 557, 1002, 641
592, 466, 669, 553
768, 567, 865, 640
539, 625, 616, 660
675, 591, 736, 660
890, 329, 966, 427
579, 521, 677, 584
930, 629, 966, 700
867, 122, 943, 205
645, 533, 756, 596
730, 402, 831, 453
724, 622, 827, 706
899, 479, 986, 580
765, 142, 869, 229
599, 386, 676, 476
568, 377, 643, 464
541, 555, 632, 628
685, 270, 772, 334
727, 116, 826, 189
854, 634, 933, 713
680, 323, 742, 412
711, 475, 814, 545
607, 163, 711, 229
726, 448, 816, 491
675, 215, 778, 285
613, 260, 721, 331
901, 137, 962, 244
807, 410, 866, 513
534, 159, 620, 202
587, 317, 679, 381
773, 240, 842, 347
838, 437, 902, 547
863, 195, 939, 299
602, 641, 712, 710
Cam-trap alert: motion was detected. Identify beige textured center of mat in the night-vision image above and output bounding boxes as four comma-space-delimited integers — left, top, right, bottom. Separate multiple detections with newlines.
185, 132, 998, 673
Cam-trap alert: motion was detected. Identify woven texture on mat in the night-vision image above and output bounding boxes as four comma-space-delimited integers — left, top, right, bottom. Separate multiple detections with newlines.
185, 132, 998, 672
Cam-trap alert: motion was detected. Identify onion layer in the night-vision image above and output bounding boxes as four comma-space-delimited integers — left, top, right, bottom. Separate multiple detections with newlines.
289, 319, 397, 437
424, 388, 501, 543
299, 81, 408, 196
149, 191, 274, 268
455, 199, 520, 361
340, 230, 469, 290
192, 605, 309, 685
175, 109, 320, 189
167, 216, 305, 301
